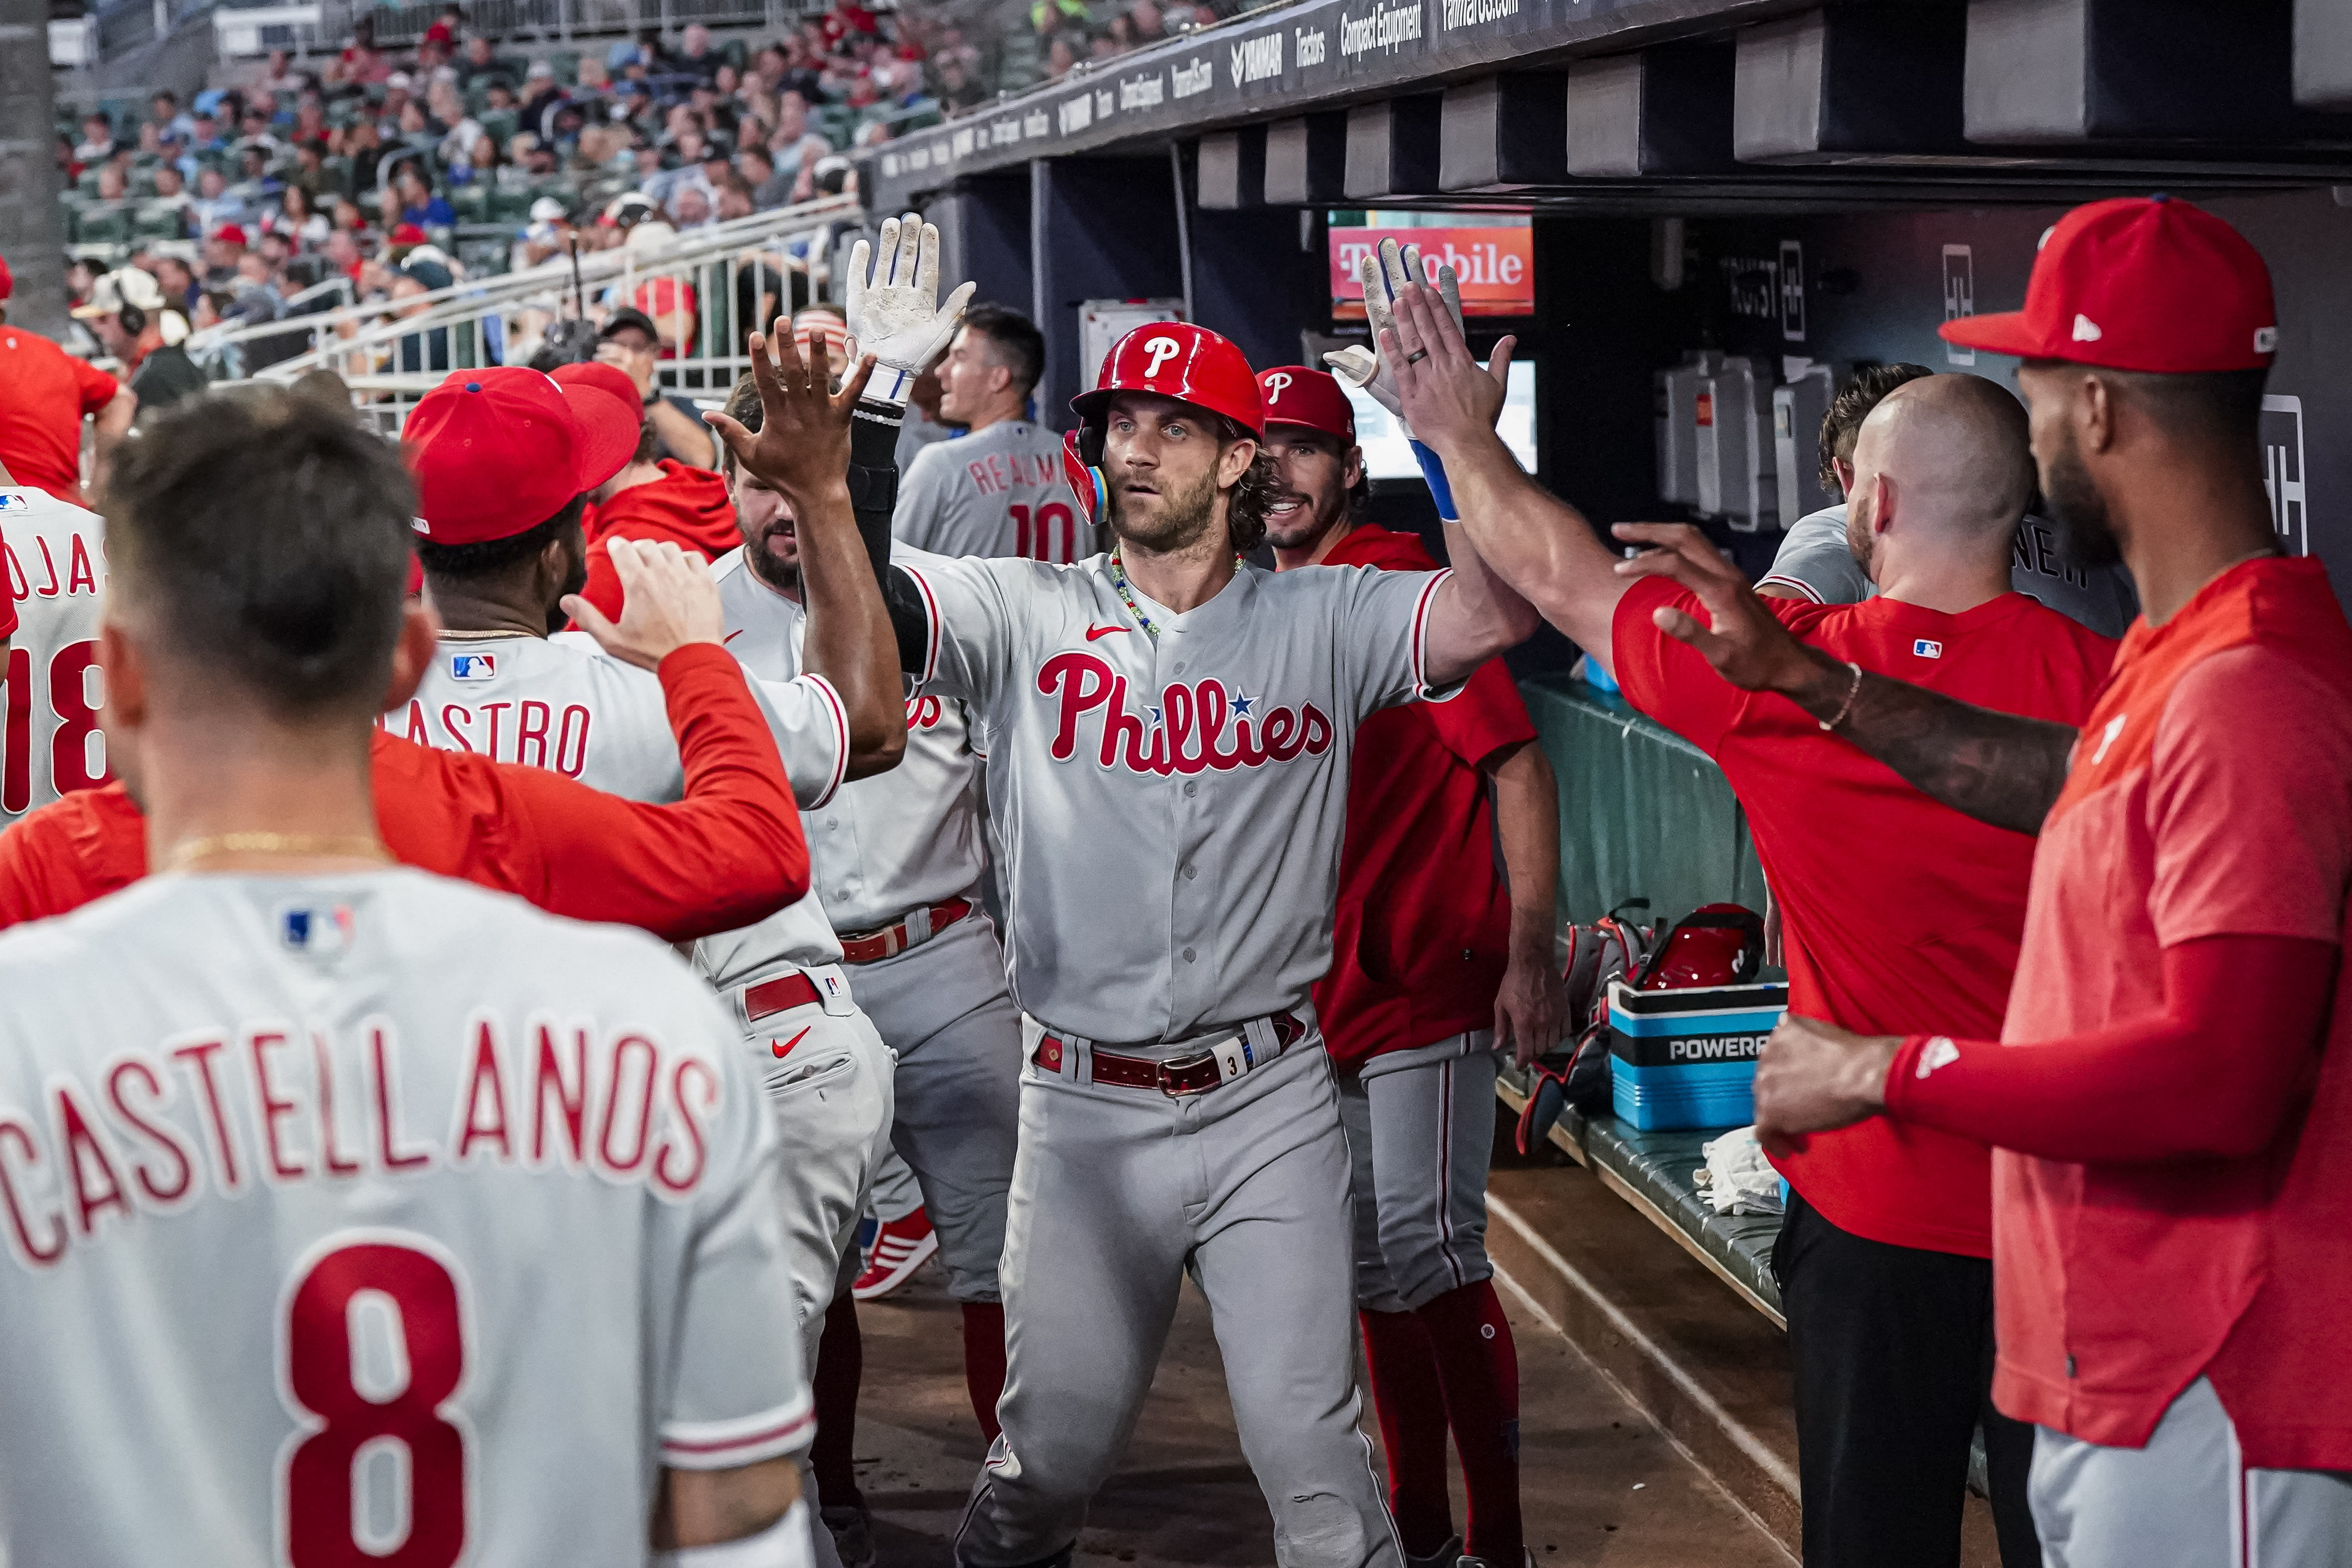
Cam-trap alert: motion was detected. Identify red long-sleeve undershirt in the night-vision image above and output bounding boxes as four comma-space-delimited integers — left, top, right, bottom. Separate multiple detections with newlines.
1883, 932, 2340, 1164
0, 643, 810, 943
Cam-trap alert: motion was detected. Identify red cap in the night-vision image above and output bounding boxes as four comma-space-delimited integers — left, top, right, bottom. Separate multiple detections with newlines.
1071, 322, 1263, 437
0, 253, 11, 302
550, 360, 645, 435
1940, 196, 2278, 373
1256, 365, 1355, 444
405, 368, 640, 545
213, 223, 249, 247
388, 222, 429, 247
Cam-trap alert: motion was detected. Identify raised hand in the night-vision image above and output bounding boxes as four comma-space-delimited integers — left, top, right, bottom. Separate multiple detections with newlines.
843, 210, 977, 405
705, 319, 876, 502
564, 537, 725, 670
1323, 237, 1465, 430
1384, 273, 1516, 458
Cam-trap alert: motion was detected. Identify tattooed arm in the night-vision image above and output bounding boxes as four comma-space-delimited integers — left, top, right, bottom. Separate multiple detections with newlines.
1610, 523, 2078, 835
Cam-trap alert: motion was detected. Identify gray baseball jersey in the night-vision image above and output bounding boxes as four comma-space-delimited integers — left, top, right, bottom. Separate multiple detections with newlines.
0, 866, 808, 1567
1760, 504, 2140, 639
0, 486, 109, 828
893, 420, 1086, 563
901, 554, 1454, 1043
388, 631, 848, 808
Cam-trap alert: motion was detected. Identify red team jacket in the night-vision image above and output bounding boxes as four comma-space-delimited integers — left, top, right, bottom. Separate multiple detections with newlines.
576, 460, 742, 624
0, 645, 808, 940
1616, 576, 2116, 1258
1313, 524, 1539, 1069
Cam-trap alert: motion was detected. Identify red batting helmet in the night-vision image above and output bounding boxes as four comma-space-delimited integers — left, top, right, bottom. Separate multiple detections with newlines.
1636, 904, 1766, 992
1064, 321, 1263, 526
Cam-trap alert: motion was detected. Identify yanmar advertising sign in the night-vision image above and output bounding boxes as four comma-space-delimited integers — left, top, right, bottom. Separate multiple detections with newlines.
1329, 226, 1534, 319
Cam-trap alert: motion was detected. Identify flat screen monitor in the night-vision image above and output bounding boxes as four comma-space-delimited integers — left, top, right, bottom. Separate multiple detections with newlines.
1344, 360, 1537, 481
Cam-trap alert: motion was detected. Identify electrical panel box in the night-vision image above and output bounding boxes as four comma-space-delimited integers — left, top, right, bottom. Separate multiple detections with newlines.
1695, 357, 1776, 532
1654, 351, 1722, 507
1773, 365, 1837, 525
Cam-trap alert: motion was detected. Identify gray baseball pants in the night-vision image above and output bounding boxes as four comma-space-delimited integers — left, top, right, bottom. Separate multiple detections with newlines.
1338, 1036, 1498, 1313
737, 970, 895, 1568
2030, 1377, 2352, 1568
955, 1018, 1402, 1568
841, 908, 1021, 1301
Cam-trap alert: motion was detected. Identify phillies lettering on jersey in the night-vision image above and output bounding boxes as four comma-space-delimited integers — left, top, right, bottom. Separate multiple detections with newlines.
1038, 650, 1333, 774
0, 489, 110, 825
902, 553, 1451, 1043
0, 868, 810, 1568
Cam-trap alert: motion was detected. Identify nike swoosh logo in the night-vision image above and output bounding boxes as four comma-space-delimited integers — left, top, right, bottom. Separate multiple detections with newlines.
770, 1025, 813, 1058
723, 629, 745, 644
1085, 624, 1128, 640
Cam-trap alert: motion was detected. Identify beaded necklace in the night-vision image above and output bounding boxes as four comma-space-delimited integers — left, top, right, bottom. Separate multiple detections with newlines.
1108, 547, 1246, 640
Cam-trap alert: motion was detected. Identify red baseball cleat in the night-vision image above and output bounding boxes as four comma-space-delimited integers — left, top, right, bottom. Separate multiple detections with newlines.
852, 1208, 938, 1300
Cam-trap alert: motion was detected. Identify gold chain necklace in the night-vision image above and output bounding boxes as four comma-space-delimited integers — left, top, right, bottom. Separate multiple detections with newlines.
168, 833, 395, 872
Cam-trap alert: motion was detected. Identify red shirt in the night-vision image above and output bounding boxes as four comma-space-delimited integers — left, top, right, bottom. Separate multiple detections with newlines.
0, 645, 808, 942
1963, 557, 2352, 1463
0, 332, 119, 504
578, 460, 738, 623
1311, 525, 1537, 1067
1615, 579, 2114, 1255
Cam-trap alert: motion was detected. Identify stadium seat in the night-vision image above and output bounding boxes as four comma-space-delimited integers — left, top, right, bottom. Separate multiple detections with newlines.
448, 183, 491, 223
132, 202, 188, 242
74, 203, 132, 246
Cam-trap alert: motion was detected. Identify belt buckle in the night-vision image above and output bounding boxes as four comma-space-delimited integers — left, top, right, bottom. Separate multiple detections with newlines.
1156, 1050, 1219, 1097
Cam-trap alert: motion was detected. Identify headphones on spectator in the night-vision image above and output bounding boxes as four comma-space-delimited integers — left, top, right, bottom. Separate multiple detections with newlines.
117, 303, 147, 337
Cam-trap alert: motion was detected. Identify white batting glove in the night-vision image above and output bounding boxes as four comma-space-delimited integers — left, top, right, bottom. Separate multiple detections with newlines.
843, 210, 976, 406
1322, 237, 1465, 440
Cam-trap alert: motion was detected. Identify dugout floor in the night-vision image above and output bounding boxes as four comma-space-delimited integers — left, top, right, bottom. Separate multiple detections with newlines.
841, 1119, 1795, 1565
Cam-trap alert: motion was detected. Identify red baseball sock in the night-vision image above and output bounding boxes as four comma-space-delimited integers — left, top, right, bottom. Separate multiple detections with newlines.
1359, 1307, 1457, 1557
810, 1291, 864, 1508
1415, 1279, 1523, 1563
960, 1300, 1007, 1445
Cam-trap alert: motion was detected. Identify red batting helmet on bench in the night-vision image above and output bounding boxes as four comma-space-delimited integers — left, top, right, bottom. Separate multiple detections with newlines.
1064, 322, 1264, 526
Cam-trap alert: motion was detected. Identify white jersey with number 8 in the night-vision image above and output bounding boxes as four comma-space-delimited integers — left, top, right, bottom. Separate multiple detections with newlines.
0, 486, 110, 827
0, 868, 810, 1568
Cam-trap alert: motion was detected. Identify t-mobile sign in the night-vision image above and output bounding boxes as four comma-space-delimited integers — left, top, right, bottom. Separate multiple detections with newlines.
1330, 226, 1533, 320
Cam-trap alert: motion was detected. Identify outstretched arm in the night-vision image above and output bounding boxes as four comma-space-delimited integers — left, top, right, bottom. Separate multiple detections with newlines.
705, 323, 907, 779
1386, 280, 1634, 664
1610, 523, 2077, 834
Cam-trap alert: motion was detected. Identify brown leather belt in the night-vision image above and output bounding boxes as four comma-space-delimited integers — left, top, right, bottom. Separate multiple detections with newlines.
743, 971, 822, 1025
1036, 1013, 1307, 1097
837, 896, 974, 965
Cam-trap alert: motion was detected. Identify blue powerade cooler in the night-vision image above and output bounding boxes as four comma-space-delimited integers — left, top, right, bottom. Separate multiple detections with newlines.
1606, 979, 1789, 1131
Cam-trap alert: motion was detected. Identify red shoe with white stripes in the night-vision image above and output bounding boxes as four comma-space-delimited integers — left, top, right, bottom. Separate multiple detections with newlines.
852, 1208, 939, 1300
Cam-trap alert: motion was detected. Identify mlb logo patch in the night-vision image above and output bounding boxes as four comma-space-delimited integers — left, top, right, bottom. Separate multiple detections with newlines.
1912, 639, 1943, 658
0, 493, 29, 511
280, 903, 356, 955
450, 652, 499, 681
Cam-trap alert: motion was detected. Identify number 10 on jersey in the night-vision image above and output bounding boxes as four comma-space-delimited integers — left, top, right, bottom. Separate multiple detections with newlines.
1011, 501, 1081, 564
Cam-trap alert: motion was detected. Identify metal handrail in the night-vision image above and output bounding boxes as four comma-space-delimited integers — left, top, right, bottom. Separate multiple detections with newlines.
204, 192, 860, 430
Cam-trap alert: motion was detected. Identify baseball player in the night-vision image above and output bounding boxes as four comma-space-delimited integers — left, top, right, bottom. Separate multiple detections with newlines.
0, 389, 815, 1568
697, 223, 1007, 1565
400, 346, 914, 1568
1398, 271, 2125, 1564
1258, 358, 1563, 1568
853, 1148, 935, 1298
1716, 199, 2352, 1567
0, 479, 109, 831
0, 539, 817, 942
792, 217, 1538, 1566
894, 304, 1085, 561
